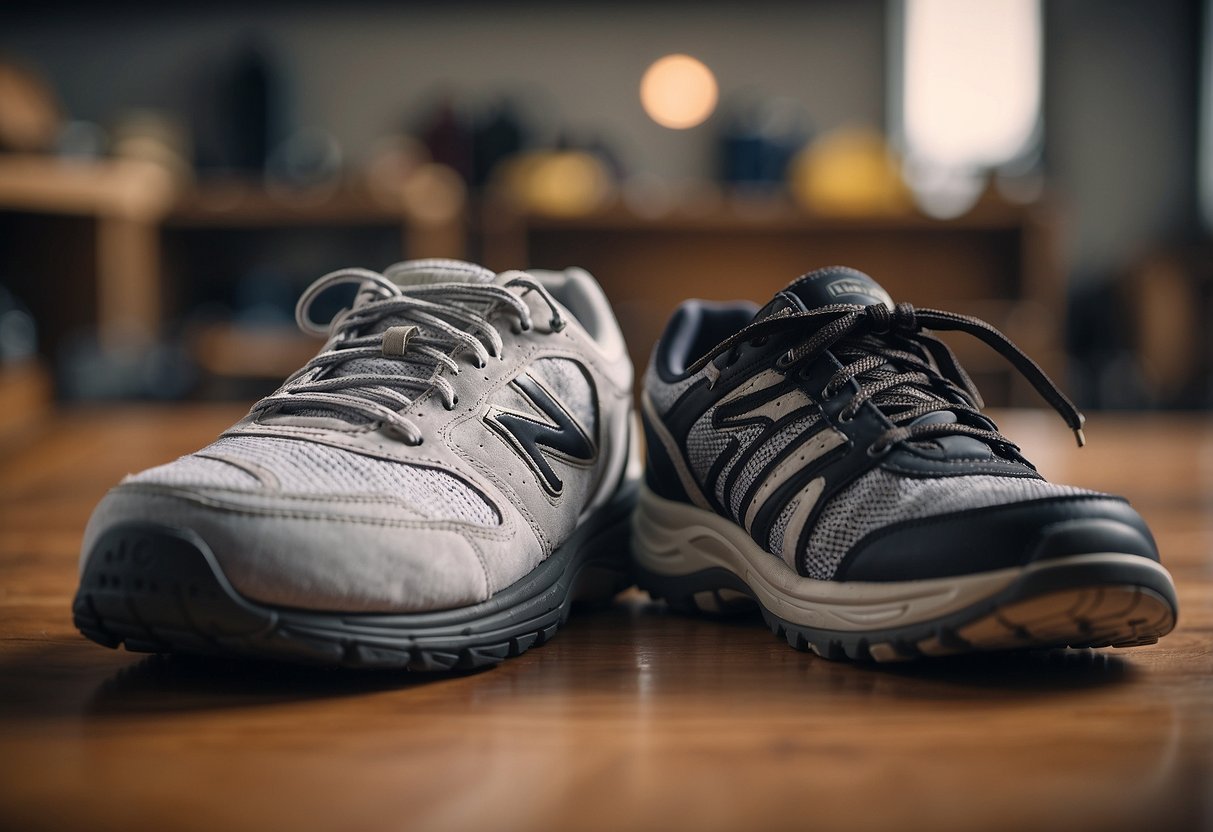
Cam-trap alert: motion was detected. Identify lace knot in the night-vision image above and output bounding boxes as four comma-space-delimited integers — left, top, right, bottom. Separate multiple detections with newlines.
865, 302, 918, 335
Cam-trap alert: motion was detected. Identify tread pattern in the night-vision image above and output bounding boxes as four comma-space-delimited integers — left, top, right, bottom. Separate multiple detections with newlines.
635, 564, 1177, 663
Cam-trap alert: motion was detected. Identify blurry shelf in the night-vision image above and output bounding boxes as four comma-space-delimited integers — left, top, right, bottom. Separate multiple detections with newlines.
496, 195, 1043, 234
0, 161, 467, 370
0, 154, 175, 220
2, 160, 1062, 404
0, 156, 178, 348
481, 193, 1064, 408
192, 324, 320, 380
169, 180, 417, 227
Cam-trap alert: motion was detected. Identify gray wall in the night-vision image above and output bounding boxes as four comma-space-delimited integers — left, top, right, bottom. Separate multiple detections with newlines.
0, 2, 886, 180
1045, 0, 1201, 282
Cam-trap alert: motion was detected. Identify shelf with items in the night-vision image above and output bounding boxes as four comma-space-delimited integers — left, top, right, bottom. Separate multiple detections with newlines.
0, 154, 175, 350
189, 322, 321, 382
0, 158, 468, 395
479, 193, 1065, 407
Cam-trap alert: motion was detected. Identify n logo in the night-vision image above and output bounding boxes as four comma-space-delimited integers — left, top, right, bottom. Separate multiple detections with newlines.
487, 373, 596, 496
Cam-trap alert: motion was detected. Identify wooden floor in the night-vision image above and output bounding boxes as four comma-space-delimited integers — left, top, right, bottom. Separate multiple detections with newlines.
1, 406, 1211, 832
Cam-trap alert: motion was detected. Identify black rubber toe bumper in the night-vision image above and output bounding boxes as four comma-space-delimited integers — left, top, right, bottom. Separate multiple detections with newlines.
834, 496, 1159, 582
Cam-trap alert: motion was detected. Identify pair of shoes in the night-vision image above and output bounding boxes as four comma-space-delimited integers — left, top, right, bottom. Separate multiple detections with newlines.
73, 260, 1178, 668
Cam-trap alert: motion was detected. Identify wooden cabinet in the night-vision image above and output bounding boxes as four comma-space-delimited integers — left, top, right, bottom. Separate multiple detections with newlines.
0, 157, 466, 383
1, 156, 1065, 407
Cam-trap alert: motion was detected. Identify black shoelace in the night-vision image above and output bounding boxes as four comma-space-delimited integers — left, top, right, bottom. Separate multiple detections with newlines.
686, 302, 1086, 458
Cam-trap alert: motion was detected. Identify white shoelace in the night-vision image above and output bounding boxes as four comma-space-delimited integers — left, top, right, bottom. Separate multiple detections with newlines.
249, 267, 567, 445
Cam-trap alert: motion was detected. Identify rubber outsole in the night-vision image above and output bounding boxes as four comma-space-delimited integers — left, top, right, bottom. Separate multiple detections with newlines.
72, 489, 635, 670
633, 558, 1178, 662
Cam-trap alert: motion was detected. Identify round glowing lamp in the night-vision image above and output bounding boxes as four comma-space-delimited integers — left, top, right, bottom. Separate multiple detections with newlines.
640, 54, 718, 130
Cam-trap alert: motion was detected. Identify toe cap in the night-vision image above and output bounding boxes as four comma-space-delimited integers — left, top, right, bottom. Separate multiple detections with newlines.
81, 486, 491, 613
833, 495, 1159, 582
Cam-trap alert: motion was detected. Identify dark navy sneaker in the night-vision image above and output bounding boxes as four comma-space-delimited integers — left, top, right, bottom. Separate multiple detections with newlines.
633, 266, 1177, 661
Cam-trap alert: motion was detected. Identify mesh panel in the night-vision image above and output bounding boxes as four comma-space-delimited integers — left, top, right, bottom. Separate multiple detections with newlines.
530, 357, 596, 436
803, 469, 1092, 579
727, 412, 820, 520
767, 496, 800, 559
128, 436, 500, 525
644, 358, 704, 415
684, 406, 733, 483
712, 424, 763, 507
293, 291, 497, 421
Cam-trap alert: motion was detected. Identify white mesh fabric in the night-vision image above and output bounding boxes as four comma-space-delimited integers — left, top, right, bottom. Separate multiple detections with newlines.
127, 436, 500, 526
726, 412, 821, 520
802, 469, 1093, 579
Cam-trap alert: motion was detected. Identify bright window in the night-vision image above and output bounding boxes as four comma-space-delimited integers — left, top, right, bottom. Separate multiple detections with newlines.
892, 0, 1043, 215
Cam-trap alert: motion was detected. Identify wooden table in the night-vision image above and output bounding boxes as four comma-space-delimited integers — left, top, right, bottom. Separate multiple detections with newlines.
1, 407, 1211, 832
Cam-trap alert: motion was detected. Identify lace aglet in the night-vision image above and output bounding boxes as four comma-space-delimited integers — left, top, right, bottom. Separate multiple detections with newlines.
1074, 427, 1086, 448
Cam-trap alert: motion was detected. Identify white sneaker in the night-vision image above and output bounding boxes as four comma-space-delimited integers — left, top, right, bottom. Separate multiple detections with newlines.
74, 259, 639, 669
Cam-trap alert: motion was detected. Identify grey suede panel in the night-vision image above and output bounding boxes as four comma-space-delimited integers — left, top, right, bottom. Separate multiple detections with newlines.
83, 488, 491, 613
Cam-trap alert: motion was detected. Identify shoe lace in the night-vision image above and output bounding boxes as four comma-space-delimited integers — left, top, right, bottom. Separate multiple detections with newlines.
250, 267, 567, 445
686, 301, 1086, 457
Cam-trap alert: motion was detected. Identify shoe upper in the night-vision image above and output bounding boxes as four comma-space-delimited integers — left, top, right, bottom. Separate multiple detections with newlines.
82, 259, 637, 613
641, 266, 1160, 582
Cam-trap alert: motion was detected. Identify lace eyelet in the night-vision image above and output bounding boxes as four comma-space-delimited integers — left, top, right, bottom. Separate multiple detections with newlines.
838, 409, 855, 423
550, 317, 567, 332
867, 441, 891, 458
775, 351, 795, 369
749, 336, 769, 347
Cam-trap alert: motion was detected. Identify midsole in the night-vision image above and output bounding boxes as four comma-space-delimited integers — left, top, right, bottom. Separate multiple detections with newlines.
631, 483, 1172, 632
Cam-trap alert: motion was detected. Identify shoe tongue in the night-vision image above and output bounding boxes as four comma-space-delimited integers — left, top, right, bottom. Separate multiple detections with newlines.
752, 267, 999, 462
908, 411, 999, 461
383, 258, 496, 287
751, 266, 895, 324
784, 266, 894, 311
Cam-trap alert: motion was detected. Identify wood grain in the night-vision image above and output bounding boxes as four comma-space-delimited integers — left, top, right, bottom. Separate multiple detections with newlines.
1, 406, 1211, 832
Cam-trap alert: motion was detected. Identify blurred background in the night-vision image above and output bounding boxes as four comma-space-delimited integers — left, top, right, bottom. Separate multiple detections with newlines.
0, 0, 1209, 437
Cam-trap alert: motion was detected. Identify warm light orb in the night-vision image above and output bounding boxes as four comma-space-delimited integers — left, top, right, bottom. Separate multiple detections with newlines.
640, 54, 718, 130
